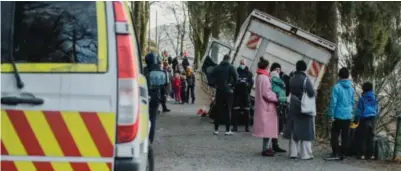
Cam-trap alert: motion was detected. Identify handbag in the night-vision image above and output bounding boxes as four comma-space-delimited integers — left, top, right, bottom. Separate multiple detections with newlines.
301, 78, 316, 116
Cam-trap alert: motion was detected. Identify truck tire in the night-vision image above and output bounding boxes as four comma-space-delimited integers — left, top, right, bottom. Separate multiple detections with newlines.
146, 145, 154, 171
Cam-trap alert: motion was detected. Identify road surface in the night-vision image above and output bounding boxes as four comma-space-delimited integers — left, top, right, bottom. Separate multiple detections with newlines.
152, 79, 398, 171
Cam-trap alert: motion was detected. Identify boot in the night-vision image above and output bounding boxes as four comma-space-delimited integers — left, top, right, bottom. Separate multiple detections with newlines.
262, 149, 275, 157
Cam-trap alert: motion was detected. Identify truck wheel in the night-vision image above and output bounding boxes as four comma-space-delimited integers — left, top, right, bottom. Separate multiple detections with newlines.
146, 146, 154, 171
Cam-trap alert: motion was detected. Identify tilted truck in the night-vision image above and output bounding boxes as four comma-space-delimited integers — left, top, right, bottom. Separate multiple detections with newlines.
200, 9, 337, 96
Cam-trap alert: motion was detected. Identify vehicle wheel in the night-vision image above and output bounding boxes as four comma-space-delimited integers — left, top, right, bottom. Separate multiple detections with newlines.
146, 145, 154, 171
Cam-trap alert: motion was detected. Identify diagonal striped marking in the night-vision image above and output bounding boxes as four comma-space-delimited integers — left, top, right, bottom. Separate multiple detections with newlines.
6, 110, 44, 156
107, 163, 112, 171
1, 110, 28, 156
1, 161, 18, 171
62, 111, 101, 157
97, 113, 115, 144
50, 162, 74, 171
44, 111, 81, 157
70, 162, 91, 171
1, 140, 8, 155
14, 161, 36, 171
7, 110, 54, 170
25, 111, 64, 157
87, 162, 110, 171
80, 112, 113, 157
33, 161, 54, 171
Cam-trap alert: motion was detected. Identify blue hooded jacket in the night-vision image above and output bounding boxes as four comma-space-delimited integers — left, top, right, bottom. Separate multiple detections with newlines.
355, 91, 378, 119
329, 79, 355, 120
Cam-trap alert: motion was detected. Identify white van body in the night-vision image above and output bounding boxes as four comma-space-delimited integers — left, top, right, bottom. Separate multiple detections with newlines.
1, 1, 151, 171
201, 10, 336, 96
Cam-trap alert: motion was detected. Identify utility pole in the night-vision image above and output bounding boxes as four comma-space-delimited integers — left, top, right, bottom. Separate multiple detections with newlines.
147, 9, 151, 53
155, 10, 158, 53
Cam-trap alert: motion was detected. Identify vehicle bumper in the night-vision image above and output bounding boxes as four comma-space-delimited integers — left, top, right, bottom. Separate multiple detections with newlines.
114, 158, 140, 171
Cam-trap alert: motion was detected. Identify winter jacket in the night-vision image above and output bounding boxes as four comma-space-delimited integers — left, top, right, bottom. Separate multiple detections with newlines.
182, 57, 190, 70
172, 77, 181, 89
271, 71, 287, 103
180, 77, 187, 90
186, 74, 196, 87
235, 66, 253, 94
355, 91, 379, 119
211, 60, 238, 93
329, 79, 355, 120
252, 69, 278, 138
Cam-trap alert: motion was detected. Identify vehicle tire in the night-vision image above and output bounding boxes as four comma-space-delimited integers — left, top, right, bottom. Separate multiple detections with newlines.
146, 145, 154, 171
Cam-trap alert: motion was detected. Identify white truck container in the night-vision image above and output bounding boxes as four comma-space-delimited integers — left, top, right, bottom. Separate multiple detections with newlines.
200, 9, 336, 96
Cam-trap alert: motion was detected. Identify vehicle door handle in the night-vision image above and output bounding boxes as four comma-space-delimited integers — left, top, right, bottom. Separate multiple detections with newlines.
141, 99, 147, 104
1, 96, 44, 106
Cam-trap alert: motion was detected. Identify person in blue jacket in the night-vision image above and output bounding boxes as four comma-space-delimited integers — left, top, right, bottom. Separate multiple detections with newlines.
354, 82, 379, 160
325, 67, 355, 161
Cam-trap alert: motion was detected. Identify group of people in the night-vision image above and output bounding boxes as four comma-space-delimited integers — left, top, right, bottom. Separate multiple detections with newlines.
166, 53, 196, 105
211, 54, 379, 161
144, 51, 197, 144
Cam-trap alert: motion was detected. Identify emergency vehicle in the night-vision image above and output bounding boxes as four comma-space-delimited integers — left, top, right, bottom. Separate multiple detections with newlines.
1, 1, 153, 171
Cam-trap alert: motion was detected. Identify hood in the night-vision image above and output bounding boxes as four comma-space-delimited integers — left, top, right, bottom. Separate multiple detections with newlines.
338, 79, 352, 88
362, 91, 375, 100
219, 60, 230, 66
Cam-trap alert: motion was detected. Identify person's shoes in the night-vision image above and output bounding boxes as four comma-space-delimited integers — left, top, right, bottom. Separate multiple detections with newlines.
262, 149, 275, 157
301, 157, 314, 160
289, 156, 297, 159
231, 128, 238, 132
359, 156, 365, 160
213, 131, 219, 135
245, 128, 250, 132
224, 131, 234, 136
324, 154, 341, 161
163, 109, 171, 112
273, 146, 287, 153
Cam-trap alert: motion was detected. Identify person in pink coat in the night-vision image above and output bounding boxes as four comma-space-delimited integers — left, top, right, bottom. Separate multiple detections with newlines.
252, 58, 279, 157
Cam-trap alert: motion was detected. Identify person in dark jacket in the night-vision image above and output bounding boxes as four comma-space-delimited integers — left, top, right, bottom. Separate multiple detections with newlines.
354, 82, 378, 160
144, 53, 166, 143
232, 59, 253, 132
160, 62, 171, 112
186, 67, 196, 104
172, 56, 179, 73
182, 54, 190, 72
211, 54, 238, 135
283, 60, 315, 160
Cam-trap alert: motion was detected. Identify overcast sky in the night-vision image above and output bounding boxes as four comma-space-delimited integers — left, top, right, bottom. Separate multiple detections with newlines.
149, 1, 182, 28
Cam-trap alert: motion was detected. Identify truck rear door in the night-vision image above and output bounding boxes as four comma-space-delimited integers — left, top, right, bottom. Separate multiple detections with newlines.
233, 11, 336, 93
1, 2, 117, 171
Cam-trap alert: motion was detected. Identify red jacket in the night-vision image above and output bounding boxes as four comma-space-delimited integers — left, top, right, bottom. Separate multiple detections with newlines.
172, 77, 181, 88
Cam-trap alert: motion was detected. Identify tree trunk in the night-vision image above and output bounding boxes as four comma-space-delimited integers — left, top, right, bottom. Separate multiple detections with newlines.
234, 2, 248, 40
315, 1, 338, 139
140, 1, 149, 55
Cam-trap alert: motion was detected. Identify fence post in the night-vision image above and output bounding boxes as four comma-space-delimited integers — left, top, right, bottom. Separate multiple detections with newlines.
393, 115, 401, 161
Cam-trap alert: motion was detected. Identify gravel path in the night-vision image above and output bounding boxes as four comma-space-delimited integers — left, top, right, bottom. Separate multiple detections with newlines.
152, 80, 399, 171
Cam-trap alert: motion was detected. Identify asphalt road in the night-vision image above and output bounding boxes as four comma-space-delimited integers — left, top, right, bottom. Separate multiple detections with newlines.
152, 82, 399, 171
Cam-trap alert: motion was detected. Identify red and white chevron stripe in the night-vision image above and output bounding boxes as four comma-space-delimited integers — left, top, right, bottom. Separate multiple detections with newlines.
308, 60, 324, 77
247, 32, 260, 50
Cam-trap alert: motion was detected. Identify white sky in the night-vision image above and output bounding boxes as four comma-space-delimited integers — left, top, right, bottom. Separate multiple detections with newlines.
149, 1, 181, 28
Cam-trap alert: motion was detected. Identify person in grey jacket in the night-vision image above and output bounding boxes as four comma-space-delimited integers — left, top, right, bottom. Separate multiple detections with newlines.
283, 60, 315, 160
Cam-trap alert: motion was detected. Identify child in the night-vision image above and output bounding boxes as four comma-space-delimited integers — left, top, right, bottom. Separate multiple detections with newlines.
172, 73, 181, 103
180, 73, 188, 104
354, 82, 379, 160
270, 63, 287, 103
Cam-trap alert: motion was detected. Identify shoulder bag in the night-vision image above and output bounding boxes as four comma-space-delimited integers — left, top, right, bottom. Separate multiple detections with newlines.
301, 77, 316, 116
